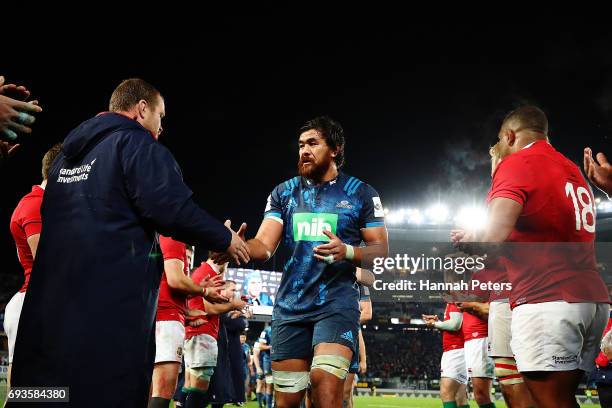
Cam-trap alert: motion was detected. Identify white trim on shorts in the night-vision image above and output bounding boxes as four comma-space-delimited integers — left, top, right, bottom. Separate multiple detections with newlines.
154, 320, 185, 364
4, 291, 25, 364
511, 301, 609, 373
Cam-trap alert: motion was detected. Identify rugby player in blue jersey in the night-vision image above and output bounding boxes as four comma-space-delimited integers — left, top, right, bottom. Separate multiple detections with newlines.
224, 116, 388, 408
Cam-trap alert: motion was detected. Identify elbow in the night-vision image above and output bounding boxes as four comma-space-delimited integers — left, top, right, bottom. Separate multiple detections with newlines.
450, 320, 462, 331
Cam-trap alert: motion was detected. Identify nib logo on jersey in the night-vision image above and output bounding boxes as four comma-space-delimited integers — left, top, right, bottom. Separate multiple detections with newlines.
57, 159, 96, 184
293, 213, 338, 242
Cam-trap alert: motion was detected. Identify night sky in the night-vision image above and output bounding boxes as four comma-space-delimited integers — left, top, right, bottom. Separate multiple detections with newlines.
3, 18, 612, 284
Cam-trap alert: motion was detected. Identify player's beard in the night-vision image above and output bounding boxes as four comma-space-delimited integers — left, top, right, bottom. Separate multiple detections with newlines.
298, 154, 333, 182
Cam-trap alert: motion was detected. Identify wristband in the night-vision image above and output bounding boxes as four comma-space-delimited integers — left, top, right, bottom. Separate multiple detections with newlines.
345, 244, 355, 261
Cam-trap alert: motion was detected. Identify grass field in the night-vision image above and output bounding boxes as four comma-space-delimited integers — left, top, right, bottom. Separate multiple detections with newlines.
231, 396, 601, 408
0, 389, 602, 407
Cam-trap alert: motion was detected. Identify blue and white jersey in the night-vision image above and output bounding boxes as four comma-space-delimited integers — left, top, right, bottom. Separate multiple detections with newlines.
258, 326, 272, 360
263, 172, 385, 320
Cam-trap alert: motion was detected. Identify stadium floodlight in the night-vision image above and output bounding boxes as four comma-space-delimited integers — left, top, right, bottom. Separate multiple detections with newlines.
386, 210, 405, 224
454, 205, 488, 230
407, 209, 424, 224
426, 203, 449, 224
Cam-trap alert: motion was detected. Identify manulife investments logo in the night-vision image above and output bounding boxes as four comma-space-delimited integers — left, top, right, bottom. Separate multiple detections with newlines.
293, 213, 338, 242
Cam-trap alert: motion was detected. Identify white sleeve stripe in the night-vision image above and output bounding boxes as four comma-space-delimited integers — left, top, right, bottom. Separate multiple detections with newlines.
264, 216, 283, 225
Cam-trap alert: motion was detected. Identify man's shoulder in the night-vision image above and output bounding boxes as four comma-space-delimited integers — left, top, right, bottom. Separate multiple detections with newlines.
18, 188, 44, 207
12, 187, 43, 221
272, 176, 301, 194
339, 173, 378, 200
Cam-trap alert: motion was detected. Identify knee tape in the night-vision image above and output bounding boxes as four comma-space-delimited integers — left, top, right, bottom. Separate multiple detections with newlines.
494, 358, 523, 385
272, 370, 310, 393
310, 354, 350, 380
189, 366, 215, 382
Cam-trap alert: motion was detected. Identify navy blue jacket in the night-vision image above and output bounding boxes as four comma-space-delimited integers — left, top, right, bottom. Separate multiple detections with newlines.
9, 113, 231, 407
209, 313, 248, 404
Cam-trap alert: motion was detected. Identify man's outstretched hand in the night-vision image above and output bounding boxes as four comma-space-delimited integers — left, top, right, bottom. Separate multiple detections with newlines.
213, 220, 249, 265
584, 147, 612, 197
421, 314, 439, 327
0, 76, 32, 101
0, 75, 42, 141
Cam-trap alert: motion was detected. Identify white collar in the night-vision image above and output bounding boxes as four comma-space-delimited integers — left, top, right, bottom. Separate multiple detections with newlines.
522, 141, 536, 150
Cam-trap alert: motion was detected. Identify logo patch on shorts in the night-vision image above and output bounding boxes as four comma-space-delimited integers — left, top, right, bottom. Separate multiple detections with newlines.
176, 346, 183, 359
340, 330, 354, 344
552, 355, 577, 366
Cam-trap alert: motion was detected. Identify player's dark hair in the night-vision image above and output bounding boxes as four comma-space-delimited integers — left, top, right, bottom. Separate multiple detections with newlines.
109, 78, 161, 112
42, 143, 63, 180
299, 116, 345, 168
502, 105, 548, 135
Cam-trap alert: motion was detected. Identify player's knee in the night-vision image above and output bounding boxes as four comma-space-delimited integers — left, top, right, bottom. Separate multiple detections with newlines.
342, 378, 353, 399
439, 387, 454, 402
265, 374, 274, 386
189, 367, 214, 385
472, 386, 491, 404
310, 355, 350, 380
274, 392, 303, 408
494, 357, 523, 386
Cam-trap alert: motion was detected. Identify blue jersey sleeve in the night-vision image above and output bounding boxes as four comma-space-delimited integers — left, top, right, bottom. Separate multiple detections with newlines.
357, 183, 386, 229
263, 183, 285, 224
119, 131, 231, 251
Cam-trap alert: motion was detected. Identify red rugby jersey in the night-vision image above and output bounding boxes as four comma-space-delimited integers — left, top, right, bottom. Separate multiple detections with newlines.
185, 262, 221, 340
156, 235, 188, 324
461, 311, 488, 342
487, 141, 609, 307
10, 185, 44, 293
442, 303, 464, 352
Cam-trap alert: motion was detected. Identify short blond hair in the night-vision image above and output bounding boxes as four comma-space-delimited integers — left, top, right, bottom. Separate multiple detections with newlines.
109, 78, 161, 112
